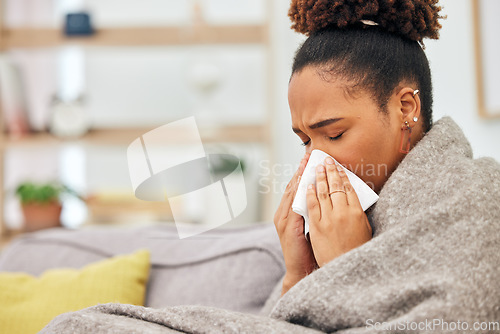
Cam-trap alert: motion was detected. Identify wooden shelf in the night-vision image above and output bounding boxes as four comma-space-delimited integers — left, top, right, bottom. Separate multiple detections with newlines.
0, 229, 23, 251
1, 124, 269, 148
87, 195, 173, 223
1, 25, 268, 48
0, 2, 274, 236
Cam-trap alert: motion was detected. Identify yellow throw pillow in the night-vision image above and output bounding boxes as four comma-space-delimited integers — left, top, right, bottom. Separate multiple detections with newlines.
0, 249, 150, 334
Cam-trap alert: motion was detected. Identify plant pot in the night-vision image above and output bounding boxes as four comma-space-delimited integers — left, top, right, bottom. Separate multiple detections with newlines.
21, 201, 62, 232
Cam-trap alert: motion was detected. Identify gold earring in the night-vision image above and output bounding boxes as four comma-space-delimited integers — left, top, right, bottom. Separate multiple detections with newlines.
399, 121, 412, 154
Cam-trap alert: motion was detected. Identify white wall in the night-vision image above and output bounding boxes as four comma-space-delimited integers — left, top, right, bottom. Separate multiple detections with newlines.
267, 0, 305, 216
426, 0, 500, 160
268, 0, 500, 215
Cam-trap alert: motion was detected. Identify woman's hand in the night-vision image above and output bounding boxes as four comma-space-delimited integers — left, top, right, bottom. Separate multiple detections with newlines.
307, 157, 373, 267
274, 152, 318, 295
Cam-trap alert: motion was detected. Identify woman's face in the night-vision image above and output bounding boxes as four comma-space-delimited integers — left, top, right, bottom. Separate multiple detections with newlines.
288, 66, 420, 193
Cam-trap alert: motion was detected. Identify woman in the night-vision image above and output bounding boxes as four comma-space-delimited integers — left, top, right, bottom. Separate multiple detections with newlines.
268, 0, 500, 331
42, 1, 500, 332
275, 0, 442, 295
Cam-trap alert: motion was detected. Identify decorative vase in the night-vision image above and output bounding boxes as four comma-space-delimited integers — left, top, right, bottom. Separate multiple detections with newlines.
21, 201, 62, 232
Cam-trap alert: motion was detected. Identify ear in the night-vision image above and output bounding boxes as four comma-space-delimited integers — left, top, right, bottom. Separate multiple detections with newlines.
397, 87, 421, 125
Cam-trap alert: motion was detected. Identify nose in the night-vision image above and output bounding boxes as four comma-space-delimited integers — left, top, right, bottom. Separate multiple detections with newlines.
308, 141, 329, 154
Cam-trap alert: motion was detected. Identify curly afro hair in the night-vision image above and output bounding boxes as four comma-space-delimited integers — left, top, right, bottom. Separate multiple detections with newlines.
289, 1, 445, 132
289, 0, 444, 43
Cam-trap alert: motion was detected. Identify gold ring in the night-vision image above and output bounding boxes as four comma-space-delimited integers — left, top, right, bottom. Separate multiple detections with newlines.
328, 190, 346, 196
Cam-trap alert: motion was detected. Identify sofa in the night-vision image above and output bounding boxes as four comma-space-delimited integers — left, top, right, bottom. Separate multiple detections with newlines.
0, 222, 285, 331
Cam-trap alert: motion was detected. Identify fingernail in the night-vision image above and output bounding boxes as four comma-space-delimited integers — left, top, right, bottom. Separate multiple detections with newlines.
325, 157, 334, 165
336, 165, 343, 172
316, 165, 325, 173
308, 184, 314, 190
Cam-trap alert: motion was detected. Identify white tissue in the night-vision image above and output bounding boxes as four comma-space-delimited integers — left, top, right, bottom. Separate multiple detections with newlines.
292, 149, 379, 235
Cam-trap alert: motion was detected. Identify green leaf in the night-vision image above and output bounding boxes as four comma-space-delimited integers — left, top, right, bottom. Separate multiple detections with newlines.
15, 181, 78, 204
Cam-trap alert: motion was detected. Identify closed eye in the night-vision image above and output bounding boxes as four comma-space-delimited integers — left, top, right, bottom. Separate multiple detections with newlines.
301, 132, 343, 146
328, 132, 344, 141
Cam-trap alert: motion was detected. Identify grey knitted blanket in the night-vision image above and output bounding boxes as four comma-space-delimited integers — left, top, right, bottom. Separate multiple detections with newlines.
42, 117, 500, 333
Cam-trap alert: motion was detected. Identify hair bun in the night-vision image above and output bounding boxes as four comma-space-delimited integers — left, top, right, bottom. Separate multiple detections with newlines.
289, 0, 444, 42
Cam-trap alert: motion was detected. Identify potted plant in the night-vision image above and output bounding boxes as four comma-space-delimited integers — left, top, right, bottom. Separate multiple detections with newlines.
15, 181, 76, 232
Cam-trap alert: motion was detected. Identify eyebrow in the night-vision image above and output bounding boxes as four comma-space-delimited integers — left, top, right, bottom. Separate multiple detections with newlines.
292, 118, 344, 134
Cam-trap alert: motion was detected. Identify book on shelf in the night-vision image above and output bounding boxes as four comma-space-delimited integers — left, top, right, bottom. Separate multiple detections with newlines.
0, 55, 30, 138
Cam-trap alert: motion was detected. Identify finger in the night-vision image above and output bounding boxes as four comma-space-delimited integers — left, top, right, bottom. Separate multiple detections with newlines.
275, 161, 300, 226
288, 152, 311, 201
325, 158, 348, 207
306, 184, 321, 223
275, 186, 300, 234
277, 154, 309, 221
292, 152, 310, 186
302, 151, 311, 167
315, 164, 332, 213
277, 176, 298, 223
337, 166, 363, 210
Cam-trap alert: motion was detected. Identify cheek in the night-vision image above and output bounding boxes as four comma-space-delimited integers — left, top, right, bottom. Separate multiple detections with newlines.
361, 131, 397, 169
338, 129, 396, 183
360, 129, 402, 189
316, 125, 399, 182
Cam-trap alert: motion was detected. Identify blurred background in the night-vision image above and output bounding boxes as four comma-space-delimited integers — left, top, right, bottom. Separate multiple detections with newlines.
0, 0, 499, 237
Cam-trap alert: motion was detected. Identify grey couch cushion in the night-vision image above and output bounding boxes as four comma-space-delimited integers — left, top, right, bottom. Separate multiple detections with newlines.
0, 223, 285, 314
